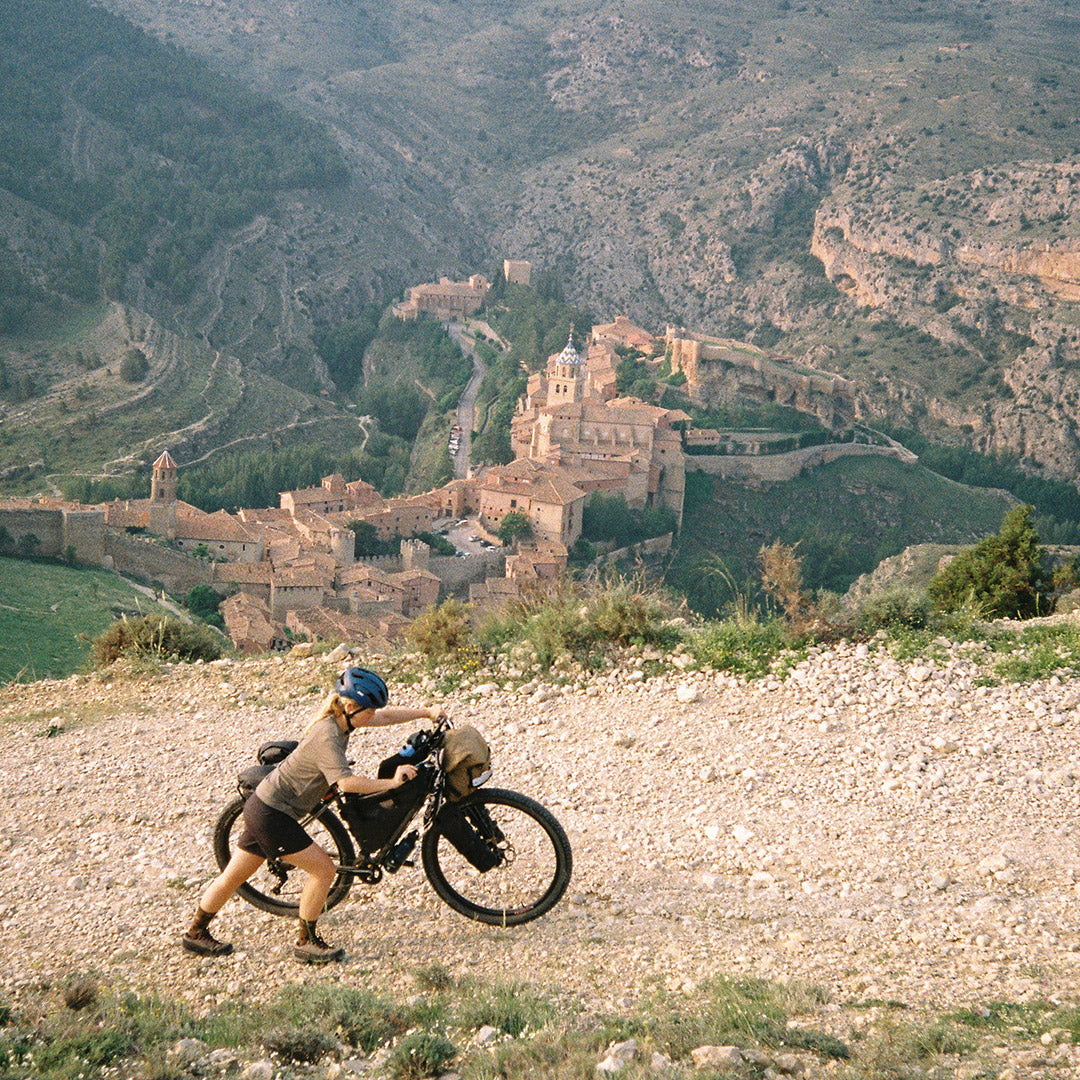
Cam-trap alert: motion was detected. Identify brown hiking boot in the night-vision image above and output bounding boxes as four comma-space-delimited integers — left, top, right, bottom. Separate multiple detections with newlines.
293, 927, 344, 964
181, 929, 233, 957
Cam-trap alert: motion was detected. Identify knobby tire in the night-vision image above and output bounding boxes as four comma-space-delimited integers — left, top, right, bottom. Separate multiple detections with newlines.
212, 796, 355, 918
421, 787, 572, 925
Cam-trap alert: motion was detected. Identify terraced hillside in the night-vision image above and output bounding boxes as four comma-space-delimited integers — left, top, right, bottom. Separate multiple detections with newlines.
0, 303, 355, 497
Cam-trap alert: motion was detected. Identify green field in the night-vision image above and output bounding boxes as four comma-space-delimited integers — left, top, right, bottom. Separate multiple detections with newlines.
667, 454, 1015, 615
0, 557, 172, 683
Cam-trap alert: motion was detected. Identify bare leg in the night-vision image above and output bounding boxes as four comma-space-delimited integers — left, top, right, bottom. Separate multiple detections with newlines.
283, 842, 338, 922
198, 849, 266, 914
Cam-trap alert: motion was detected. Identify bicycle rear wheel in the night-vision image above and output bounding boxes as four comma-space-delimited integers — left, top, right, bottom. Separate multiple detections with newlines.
212, 796, 355, 918
421, 788, 572, 926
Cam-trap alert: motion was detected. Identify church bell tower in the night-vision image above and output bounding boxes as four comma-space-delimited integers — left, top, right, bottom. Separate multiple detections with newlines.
148, 449, 178, 539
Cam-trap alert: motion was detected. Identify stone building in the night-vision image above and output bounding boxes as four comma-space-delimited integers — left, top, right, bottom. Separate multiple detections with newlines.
393, 274, 491, 322
591, 315, 656, 353
279, 474, 382, 517
148, 449, 178, 539
476, 458, 588, 546
502, 259, 532, 286
509, 331, 689, 528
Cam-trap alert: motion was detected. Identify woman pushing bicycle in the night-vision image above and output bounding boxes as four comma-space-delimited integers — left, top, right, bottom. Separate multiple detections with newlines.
181, 666, 447, 964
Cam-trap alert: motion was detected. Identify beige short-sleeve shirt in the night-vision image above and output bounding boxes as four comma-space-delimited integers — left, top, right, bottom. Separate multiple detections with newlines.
255, 717, 354, 819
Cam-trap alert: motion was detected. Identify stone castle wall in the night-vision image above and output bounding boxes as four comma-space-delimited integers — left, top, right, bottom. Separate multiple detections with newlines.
0, 507, 66, 556
668, 333, 857, 429
684, 441, 914, 483
0, 506, 106, 564
430, 551, 506, 594
596, 533, 673, 565
104, 533, 214, 594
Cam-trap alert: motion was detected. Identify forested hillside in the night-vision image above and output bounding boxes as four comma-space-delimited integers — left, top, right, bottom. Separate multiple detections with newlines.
0, 0, 346, 323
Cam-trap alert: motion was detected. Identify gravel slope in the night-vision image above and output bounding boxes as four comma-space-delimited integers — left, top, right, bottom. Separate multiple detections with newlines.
3, 639, 1080, 1020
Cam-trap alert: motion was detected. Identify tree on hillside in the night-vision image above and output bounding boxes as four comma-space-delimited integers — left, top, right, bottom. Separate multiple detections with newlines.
358, 381, 426, 441
928, 504, 1049, 618
120, 348, 149, 382
496, 511, 531, 546
185, 584, 225, 629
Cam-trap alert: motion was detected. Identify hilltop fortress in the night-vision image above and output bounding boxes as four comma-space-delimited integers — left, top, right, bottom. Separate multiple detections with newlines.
0, 314, 905, 654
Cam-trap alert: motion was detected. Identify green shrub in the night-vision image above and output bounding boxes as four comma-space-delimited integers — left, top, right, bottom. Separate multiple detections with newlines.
91, 614, 222, 666
453, 980, 558, 1038
989, 622, 1080, 682
61, 976, 99, 1012
689, 616, 787, 678
413, 964, 456, 993
184, 584, 225, 629
496, 511, 532, 546
405, 599, 474, 663
643, 976, 848, 1062
476, 575, 682, 670
856, 587, 932, 633
385, 1031, 456, 1079
271, 984, 409, 1054
928, 505, 1050, 618
262, 1028, 339, 1063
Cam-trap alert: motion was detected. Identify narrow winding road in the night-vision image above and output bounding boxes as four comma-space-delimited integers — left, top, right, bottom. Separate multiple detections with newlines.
447, 320, 490, 479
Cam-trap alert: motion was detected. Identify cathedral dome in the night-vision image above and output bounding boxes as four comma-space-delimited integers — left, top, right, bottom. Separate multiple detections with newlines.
555, 330, 582, 367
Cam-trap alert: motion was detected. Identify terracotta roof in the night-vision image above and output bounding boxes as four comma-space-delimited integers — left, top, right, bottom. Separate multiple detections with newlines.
412, 279, 487, 298
153, 449, 177, 470
274, 568, 330, 589
481, 460, 587, 506
591, 315, 654, 348
175, 508, 260, 544
214, 562, 274, 584
221, 593, 279, 653
238, 507, 294, 524
392, 568, 441, 585
285, 606, 375, 644
284, 486, 347, 506
337, 564, 395, 588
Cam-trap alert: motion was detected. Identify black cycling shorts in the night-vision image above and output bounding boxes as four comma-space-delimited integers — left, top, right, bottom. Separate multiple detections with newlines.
238, 795, 313, 860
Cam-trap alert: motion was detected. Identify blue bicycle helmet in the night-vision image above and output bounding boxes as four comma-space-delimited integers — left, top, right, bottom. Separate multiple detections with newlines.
336, 666, 389, 710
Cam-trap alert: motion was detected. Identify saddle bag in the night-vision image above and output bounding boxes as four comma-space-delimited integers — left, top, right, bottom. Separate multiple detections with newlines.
435, 803, 503, 872
237, 740, 299, 798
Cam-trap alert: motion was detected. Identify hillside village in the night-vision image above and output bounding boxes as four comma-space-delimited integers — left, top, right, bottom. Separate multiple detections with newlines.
0, 279, 914, 656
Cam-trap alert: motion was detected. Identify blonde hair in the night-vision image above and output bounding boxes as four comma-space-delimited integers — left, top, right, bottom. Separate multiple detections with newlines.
303, 692, 349, 737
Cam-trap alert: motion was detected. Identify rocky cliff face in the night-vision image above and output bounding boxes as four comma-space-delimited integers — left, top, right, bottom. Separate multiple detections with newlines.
810, 158, 1080, 475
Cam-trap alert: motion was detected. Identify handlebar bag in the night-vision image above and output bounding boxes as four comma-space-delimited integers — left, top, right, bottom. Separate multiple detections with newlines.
442, 725, 491, 800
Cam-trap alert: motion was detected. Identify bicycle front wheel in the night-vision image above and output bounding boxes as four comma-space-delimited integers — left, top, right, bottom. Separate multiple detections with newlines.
421, 788, 572, 926
212, 796, 356, 918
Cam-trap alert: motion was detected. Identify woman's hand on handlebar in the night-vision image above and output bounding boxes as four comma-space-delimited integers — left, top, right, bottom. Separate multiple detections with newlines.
393, 764, 418, 786
425, 706, 450, 725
